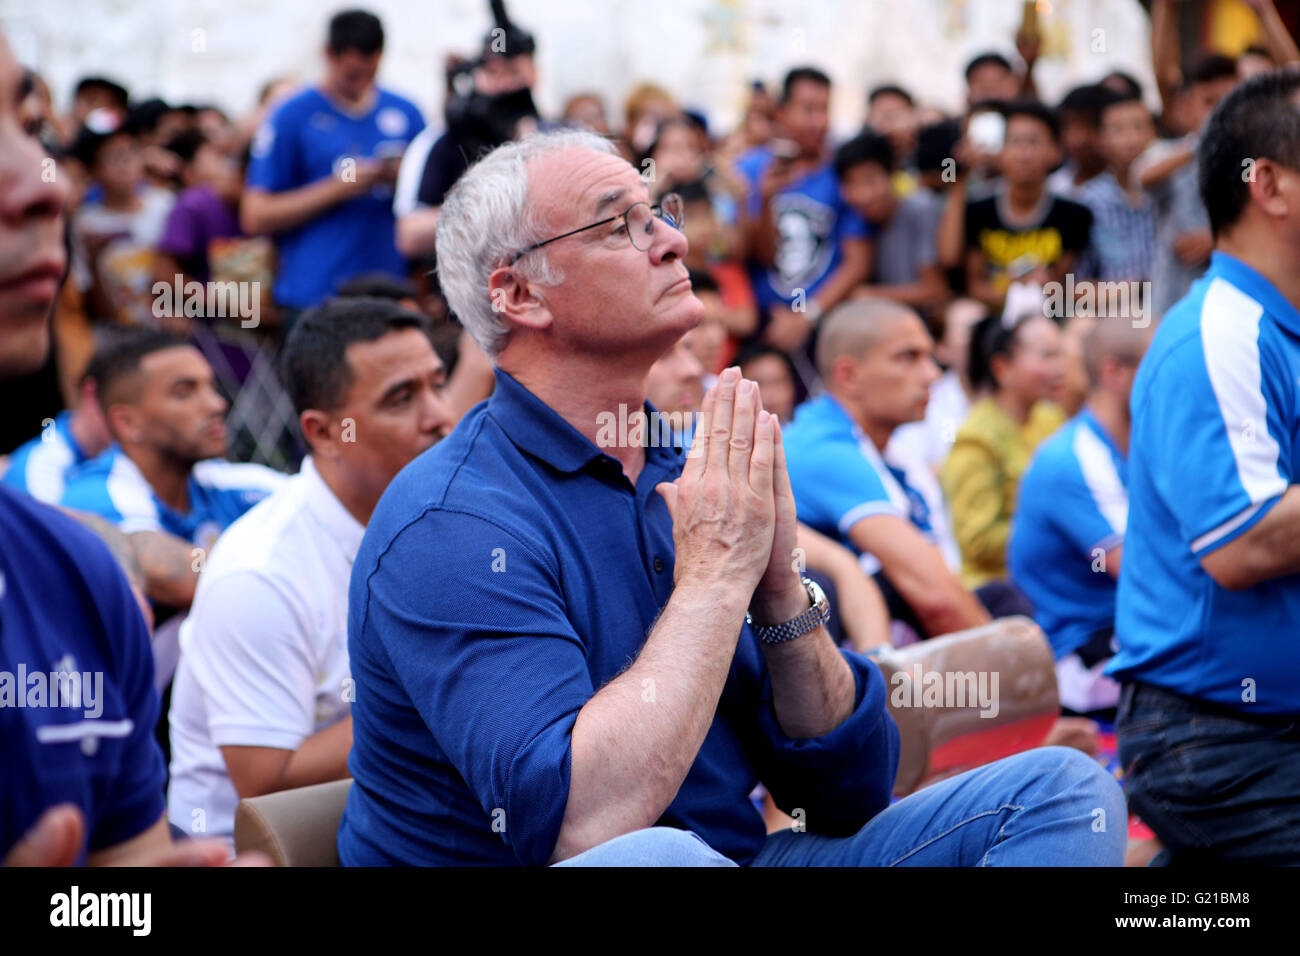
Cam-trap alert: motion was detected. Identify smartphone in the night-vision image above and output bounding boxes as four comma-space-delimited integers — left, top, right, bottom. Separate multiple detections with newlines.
375, 140, 406, 163
768, 138, 800, 160
968, 111, 1005, 153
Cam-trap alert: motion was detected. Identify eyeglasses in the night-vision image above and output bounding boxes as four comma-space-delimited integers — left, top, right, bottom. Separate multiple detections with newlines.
508, 192, 684, 265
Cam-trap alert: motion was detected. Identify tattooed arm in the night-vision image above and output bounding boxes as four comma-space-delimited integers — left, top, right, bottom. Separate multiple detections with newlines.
61, 508, 145, 590
59, 509, 199, 609
129, 530, 201, 608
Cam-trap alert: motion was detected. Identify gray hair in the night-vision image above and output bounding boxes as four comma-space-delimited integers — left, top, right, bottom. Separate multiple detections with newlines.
435, 129, 619, 359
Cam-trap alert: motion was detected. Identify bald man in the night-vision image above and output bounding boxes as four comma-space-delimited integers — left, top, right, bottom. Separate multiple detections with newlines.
1009, 315, 1150, 718
782, 299, 992, 639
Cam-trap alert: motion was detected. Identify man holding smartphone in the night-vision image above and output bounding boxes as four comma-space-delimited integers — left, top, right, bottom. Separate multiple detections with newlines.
240, 9, 425, 319
736, 67, 871, 385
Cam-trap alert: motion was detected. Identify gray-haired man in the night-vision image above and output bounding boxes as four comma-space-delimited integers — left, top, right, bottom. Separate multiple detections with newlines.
337, 129, 1125, 867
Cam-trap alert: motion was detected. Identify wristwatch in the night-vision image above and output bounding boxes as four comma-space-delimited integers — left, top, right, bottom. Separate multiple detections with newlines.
746, 577, 831, 645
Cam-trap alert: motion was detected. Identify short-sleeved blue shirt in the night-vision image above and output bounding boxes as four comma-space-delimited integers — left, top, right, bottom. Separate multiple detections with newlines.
1010, 408, 1127, 659
60, 447, 286, 550
338, 369, 899, 866
736, 146, 871, 309
1, 410, 90, 504
783, 394, 937, 572
1110, 252, 1300, 713
0, 485, 165, 862
245, 86, 425, 308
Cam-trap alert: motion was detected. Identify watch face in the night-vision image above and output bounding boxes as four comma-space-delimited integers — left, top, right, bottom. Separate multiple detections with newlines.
803, 577, 830, 616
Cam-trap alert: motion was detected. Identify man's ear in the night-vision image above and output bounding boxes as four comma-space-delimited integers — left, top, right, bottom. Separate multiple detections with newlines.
299, 409, 337, 459
487, 266, 553, 333
830, 354, 856, 393
106, 404, 137, 445
1249, 159, 1291, 221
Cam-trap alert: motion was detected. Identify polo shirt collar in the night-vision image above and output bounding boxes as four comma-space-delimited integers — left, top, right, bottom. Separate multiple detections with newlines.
1078, 405, 1123, 461
815, 392, 857, 434
300, 455, 366, 565
1209, 251, 1300, 337
487, 368, 611, 475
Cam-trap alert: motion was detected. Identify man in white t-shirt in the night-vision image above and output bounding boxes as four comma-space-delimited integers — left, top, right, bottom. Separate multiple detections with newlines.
167, 296, 454, 844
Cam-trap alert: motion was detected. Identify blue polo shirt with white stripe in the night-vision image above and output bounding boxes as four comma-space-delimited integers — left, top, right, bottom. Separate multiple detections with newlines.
1, 411, 90, 504
60, 446, 287, 549
1010, 407, 1127, 659
0, 485, 165, 863
1109, 252, 1300, 713
783, 393, 936, 573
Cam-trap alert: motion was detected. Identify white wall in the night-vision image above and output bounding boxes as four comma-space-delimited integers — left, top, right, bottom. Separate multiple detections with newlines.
2, 0, 1158, 135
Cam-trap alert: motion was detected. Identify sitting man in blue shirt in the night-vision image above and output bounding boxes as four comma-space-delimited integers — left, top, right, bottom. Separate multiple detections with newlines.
61, 330, 287, 610
0, 30, 254, 867
1, 355, 110, 502
782, 299, 1097, 754
1111, 68, 1300, 864
240, 9, 425, 314
783, 299, 1008, 638
338, 128, 1124, 867
1010, 316, 1148, 719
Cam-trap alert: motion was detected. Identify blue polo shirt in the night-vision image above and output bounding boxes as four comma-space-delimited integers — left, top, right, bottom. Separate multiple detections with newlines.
339, 369, 898, 866
736, 146, 871, 309
245, 86, 425, 309
0, 485, 165, 863
1, 410, 91, 504
1010, 407, 1127, 659
783, 394, 937, 572
60, 447, 286, 550
1110, 252, 1300, 713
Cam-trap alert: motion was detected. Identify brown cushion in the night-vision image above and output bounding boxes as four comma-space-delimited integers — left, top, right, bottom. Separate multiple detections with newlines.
233, 778, 353, 867
875, 616, 1059, 796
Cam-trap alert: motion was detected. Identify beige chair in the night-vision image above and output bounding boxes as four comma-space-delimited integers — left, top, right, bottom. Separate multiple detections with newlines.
234, 778, 353, 866
875, 615, 1060, 796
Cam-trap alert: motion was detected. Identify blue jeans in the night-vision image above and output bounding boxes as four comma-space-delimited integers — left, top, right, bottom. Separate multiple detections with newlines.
1116, 681, 1300, 865
555, 747, 1125, 866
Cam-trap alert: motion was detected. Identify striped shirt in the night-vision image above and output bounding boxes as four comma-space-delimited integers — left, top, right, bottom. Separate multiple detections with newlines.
1, 411, 90, 504
1074, 170, 1156, 281
60, 446, 287, 550
1010, 407, 1127, 658
1110, 252, 1300, 712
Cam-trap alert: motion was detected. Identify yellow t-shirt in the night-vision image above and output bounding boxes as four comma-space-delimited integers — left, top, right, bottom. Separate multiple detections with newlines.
941, 396, 1066, 589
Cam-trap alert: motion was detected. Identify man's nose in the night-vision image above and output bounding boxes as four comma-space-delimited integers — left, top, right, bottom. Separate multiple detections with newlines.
649, 214, 689, 264
0, 139, 69, 227
678, 351, 704, 383
422, 386, 455, 436
208, 386, 228, 415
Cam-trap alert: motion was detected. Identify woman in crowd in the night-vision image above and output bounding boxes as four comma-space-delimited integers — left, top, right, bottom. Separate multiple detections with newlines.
941, 312, 1066, 589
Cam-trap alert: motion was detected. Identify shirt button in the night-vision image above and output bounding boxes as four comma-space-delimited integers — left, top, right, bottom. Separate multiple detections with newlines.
653, 557, 665, 574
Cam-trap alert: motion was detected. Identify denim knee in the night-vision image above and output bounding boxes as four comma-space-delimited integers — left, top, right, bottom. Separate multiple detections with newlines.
1035, 746, 1127, 819
556, 827, 737, 867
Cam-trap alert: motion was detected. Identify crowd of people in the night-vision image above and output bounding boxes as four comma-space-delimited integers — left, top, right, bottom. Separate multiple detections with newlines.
5, 0, 1300, 867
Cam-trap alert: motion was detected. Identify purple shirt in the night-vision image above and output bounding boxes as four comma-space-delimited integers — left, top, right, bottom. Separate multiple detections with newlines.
156, 185, 241, 282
